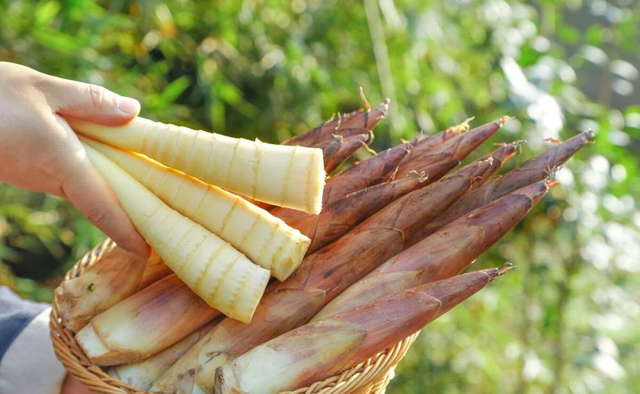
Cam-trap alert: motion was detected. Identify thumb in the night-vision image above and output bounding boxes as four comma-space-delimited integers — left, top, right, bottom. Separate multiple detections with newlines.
44, 76, 140, 126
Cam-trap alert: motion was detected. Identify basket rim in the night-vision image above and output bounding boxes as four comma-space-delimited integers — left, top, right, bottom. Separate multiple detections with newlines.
50, 238, 420, 394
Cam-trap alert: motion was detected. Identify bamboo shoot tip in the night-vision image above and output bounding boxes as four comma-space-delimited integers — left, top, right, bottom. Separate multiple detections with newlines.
584, 129, 596, 143
497, 262, 514, 276
499, 115, 513, 127
359, 86, 372, 111
545, 180, 560, 188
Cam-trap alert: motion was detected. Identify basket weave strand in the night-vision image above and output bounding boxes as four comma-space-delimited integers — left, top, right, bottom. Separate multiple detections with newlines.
50, 239, 419, 394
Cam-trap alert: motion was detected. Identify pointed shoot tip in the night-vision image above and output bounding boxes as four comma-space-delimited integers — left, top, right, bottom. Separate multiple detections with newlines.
499, 116, 513, 127
584, 129, 596, 143
359, 87, 372, 111
511, 139, 527, 155
546, 180, 560, 188
497, 262, 515, 276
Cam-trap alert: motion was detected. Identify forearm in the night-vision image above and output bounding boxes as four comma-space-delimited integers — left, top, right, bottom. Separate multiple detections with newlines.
0, 287, 66, 394
0, 307, 67, 394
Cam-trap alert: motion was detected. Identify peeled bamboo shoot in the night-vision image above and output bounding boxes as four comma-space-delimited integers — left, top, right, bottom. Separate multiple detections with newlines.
84, 139, 310, 281
69, 117, 325, 214
81, 142, 270, 323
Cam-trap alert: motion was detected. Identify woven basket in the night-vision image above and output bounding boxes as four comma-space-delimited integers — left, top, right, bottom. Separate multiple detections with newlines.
50, 239, 419, 394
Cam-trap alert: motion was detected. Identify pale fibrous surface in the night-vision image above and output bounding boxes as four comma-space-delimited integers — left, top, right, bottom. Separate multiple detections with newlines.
55, 245, 148, 333
69, 117, 325, 214
108, 320, 219, 391
84, 139, 310, 281
74, 274, 218, 366
81, 142, 270, 323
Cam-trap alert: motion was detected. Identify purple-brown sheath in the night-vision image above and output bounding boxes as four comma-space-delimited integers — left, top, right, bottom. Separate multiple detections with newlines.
395, 117, 509, 179
290, 142, 519, 255
317, 133, 370, 174
215, 266, 511, 394
314, 181, 549, 320
283, 100, 389, 147
408, 130, 594, 246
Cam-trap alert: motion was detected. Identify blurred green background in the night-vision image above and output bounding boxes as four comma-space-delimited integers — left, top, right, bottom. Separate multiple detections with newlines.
1, 0, 639, 392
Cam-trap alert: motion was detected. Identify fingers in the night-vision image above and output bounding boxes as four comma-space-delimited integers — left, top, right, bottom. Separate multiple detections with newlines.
54, 119, 150, 257
61, 155, 150, 257
42, 76, 140, 126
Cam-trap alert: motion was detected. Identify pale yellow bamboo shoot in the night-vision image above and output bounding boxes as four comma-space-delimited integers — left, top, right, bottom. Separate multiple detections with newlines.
69, 117, 325, 213
83, 139, 309, 281
81, 142, 270, 323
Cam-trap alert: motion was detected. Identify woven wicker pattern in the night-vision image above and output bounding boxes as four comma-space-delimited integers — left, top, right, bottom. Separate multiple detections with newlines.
50, 239, 419, 394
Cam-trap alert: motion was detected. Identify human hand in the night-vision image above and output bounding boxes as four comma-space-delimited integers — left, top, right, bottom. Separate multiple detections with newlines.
0, 62, 149, 257
60, 374, 93, 394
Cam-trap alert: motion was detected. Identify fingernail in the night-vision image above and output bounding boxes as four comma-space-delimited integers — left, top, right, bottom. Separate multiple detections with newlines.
118, 96, 141, 116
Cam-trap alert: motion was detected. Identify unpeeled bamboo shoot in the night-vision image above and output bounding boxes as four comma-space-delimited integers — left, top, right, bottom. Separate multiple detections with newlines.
108, 319, 220, 391
283, 99, 389, 147
298, 133, 520, 249
287, 171, 429, 254
317, 133, 369, 174
138, 252, 173, 288
396, 117, 474, 168
395, 117, 508, 178
55, 245, 148, 332
75, 275, 218, 366
269, 140, 412, 225
216, 267, 509, 394
407, 131, 594, 245
313, 181, 549, 321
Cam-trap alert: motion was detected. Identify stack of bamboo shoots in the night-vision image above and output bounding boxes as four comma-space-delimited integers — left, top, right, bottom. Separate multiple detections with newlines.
55, 97, 593, 394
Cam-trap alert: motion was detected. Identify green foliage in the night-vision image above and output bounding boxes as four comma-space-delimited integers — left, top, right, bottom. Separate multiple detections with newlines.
0, 0, 639, 392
